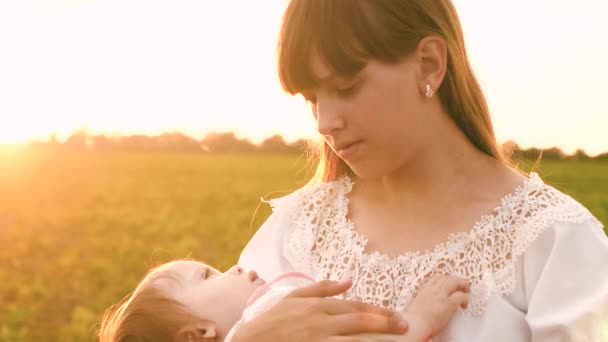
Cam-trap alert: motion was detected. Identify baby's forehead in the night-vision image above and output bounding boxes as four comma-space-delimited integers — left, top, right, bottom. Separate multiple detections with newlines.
165, 260, 205, 273
148, 261, 205, 290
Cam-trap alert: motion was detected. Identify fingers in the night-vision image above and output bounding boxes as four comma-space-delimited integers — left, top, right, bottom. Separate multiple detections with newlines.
436, 275, 470, 295
328, 337, 395, 342
448, 291, 470, 310
321, 298, 399, 317
328, 338, 366, 342
423, 275, 441, 287
329, 334, 403, 342
455, 277, 470, 293
288, 279, 352, 298
330, 312, 408, 336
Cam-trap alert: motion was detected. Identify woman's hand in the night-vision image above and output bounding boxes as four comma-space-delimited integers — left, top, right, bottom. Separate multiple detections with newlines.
230, 279, 409, 342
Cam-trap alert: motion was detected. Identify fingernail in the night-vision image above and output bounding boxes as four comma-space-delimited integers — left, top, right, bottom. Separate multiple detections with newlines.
398, 319, 408, 331
391, 313, 407, 332
337, 279, 351, 286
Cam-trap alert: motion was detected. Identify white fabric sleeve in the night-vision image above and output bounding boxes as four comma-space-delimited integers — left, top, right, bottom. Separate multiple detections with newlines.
238, 196, 298, 281
524, 218, 608, 341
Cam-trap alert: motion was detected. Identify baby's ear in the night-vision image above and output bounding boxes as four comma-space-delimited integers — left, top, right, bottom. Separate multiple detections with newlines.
175, 322, 217, 342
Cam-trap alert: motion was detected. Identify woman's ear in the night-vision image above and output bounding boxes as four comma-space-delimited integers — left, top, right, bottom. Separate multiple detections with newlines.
415, 35, 448, 97
175, 322, 217, 342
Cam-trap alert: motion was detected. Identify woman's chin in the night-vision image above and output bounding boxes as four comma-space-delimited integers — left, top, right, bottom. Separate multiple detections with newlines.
347, 164, 389, 180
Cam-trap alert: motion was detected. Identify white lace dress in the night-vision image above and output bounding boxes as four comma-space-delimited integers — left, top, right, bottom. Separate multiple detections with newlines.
239, 173, 608, 341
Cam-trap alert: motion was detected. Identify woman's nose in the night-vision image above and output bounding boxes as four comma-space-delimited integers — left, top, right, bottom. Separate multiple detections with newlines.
315, 98, 345, 136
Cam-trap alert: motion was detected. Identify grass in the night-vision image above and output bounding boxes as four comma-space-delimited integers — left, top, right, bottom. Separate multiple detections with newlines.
0, 150, 606, 341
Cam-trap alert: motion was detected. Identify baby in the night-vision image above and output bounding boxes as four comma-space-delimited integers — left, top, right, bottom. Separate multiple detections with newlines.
99, 260, 469, 342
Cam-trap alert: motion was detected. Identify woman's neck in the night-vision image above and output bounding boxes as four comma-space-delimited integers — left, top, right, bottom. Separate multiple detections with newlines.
353, 114, 521, 207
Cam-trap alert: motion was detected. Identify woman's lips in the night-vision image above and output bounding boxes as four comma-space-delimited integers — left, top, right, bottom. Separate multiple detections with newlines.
337, 141, 361, 160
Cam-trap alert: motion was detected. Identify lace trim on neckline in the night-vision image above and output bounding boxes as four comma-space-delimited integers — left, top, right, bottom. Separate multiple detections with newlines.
339, 172, 542, 262
283, 172, 598, 316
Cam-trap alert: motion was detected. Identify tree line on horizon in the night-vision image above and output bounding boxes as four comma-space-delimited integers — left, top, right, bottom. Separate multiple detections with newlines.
23, 131, 608, 160
27, 131, 308, 154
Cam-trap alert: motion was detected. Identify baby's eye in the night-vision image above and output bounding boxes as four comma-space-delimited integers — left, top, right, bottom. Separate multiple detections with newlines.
201, 268, 209, 279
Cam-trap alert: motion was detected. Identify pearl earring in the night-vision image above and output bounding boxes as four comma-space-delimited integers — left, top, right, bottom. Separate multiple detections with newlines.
425, 84, 434, 99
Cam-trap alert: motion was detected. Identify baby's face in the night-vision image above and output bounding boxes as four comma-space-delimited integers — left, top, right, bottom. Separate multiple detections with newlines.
154, 260, 266, 337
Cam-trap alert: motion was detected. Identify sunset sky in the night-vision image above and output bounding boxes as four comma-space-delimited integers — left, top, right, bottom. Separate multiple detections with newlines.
0, 0, 606, 155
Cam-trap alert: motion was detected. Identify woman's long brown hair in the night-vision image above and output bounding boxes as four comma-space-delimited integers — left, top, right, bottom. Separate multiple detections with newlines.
277, 0, 510, 184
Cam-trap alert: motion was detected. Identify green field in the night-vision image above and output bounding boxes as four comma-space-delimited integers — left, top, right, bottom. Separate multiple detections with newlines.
0, 150, 606, 341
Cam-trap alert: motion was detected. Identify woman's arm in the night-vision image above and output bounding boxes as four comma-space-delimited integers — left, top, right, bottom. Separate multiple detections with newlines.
230, 279, 409, 342
231, 275, 469, 342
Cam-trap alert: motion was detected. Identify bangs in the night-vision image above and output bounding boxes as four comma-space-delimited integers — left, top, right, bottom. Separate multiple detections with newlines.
278, 0, 412, 94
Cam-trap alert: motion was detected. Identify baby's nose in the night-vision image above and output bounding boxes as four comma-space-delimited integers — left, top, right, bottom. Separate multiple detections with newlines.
228, 265, 244, 275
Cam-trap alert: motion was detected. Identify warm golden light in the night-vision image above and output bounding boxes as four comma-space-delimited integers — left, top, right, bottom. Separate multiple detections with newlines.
0, 0, 606, 154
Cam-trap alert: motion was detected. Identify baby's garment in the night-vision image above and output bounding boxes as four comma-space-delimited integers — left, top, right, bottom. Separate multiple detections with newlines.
224, 272, 314, 342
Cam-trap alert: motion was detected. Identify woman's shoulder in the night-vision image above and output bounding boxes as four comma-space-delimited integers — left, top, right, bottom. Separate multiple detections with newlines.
512, 172, 602, 227
499, 171, 605, 257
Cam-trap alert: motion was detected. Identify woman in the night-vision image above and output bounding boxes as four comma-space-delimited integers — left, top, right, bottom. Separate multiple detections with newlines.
233, 0, 608, 341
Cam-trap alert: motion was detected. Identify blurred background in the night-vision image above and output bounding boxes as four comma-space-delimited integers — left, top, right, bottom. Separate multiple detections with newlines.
0, 0, 607, 341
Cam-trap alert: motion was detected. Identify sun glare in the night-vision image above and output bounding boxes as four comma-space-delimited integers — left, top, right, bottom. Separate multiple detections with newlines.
0, 0, 606, 154
0, 124, 43, 144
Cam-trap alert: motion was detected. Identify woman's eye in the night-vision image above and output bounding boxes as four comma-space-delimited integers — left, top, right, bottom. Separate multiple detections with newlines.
336, 83, 357, 97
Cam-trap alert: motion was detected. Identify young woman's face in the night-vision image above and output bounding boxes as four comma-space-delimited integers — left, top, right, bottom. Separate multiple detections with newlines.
303, 54, 431, 179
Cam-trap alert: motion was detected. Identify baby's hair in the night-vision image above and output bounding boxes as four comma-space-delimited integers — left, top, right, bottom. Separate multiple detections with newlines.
98, 261, 203, 342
